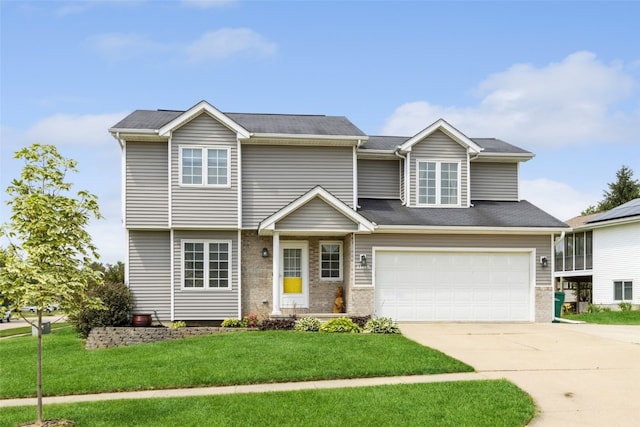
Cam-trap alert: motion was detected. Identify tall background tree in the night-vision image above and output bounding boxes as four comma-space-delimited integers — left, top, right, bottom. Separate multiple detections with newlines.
582, 165, 640, 215
0, 144, 104, 426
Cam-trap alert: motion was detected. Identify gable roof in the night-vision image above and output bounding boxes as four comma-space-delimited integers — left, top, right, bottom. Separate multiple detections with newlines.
109, 101, 366, 139
358, 198, 568, 231
397, 119, 483, 154
258, 186, 375, 235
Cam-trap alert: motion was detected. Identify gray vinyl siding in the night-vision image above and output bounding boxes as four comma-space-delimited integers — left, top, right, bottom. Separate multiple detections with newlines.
276, 198, 358, 231
128, 231, 171, 319
125, 141, 169, 227
358, 159, 400, 199
173, 230, 238, 320
470, 162, 519, 201
171, 114, 238, 228
409, 130, 468, 206
354, 233, 551, 289
242, 145, 354, 229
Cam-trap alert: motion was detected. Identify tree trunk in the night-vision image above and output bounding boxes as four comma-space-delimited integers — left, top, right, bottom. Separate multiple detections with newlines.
37, 310, 43, 425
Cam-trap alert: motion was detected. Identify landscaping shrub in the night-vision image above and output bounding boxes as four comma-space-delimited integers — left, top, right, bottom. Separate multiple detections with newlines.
241, 313, 261, 328
69, 282, 133, 338
365, 317, 401, 334
350, 315, 371, 328
319, 317, 362, 333
619, 302, 632, 311
171, 321, 187, 328
221, 318, 242, 327
294, 317, 321, 332
587, 303, 603, 313
260, 318, 296, 330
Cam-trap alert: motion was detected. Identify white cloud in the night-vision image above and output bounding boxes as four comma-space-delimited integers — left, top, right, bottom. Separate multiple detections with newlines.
186, 28, 277, 62
181, 0, 237, 8
90, 28, 276, 63
25, 112, 128, 146
381, 51, 639, 149
521, 178, 598, 221
89, 33, 170, 61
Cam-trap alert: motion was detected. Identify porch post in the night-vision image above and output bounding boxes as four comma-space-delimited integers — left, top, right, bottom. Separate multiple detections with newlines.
271, 232, 281, 315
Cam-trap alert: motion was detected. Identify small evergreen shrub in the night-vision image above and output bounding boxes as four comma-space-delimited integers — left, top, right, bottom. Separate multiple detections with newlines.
365, 317, 401, 334
350, 315, 371, 328
69, 281, 133, 338
260, 318, 296, 330
171, 321, 187, 328
221, 318, 242, 327
319, 317, 362, 333
619, 302, 633, 311
294, 317, 321, 332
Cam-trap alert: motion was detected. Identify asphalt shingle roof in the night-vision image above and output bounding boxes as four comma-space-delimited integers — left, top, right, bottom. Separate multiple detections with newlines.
110, 110, 366, 137
358, 199, 567, 228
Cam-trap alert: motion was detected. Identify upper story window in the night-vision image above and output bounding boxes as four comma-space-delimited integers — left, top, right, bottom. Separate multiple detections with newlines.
417, 161, 459, 206
180, 147, 229, 187
320, 241, 342, 280
183, 240, 231, 289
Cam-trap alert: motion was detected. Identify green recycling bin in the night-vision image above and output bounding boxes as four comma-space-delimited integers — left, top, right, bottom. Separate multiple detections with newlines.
553, 292, 565, 322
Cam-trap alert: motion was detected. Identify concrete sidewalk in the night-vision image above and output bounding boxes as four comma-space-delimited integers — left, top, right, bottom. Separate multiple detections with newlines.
0, 372, 484, 408
400, 322, 640, 427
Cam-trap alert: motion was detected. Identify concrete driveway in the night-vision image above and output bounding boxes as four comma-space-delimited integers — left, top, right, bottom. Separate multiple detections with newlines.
400, 322, 640, 427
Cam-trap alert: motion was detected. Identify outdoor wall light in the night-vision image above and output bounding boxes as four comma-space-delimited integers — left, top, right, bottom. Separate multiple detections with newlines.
360, 254, 367, 267
540, 256, 548, 268
262, 248, 269, 258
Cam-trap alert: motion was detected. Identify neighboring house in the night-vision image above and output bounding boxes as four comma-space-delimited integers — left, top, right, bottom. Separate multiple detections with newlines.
554, 198, 640, 311
109, 100, 567, 323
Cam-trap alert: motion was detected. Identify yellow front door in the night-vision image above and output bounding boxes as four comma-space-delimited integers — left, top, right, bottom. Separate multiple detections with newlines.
281, 242, 308, 308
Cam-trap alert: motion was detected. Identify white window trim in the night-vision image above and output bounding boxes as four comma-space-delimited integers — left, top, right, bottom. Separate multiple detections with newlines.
179, 146, 231, 188
181, 239, 232, 290
415, 159, 461, 207
613, 280, 633, 301
319, 241, 343, 281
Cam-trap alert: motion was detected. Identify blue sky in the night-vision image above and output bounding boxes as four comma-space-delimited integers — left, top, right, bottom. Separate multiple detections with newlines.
1, 0, 639, 264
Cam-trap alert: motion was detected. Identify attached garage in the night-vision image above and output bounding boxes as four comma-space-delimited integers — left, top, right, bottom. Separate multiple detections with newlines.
374, 249, 534, 321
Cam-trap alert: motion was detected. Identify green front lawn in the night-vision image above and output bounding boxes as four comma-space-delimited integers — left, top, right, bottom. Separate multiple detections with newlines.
1, 328, 473, 398
0, 380, 535, 427
564, 310, 640, 324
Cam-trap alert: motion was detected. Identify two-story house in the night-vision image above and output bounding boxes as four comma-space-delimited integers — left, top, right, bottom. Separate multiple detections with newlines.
555, 198, 640, 312
109, 100, 567, 323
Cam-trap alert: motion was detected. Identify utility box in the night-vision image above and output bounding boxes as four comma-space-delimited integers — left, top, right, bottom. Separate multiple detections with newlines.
32, 322, 51, 336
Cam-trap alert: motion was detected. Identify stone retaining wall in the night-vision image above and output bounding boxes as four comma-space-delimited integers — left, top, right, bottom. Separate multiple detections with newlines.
86, 327, 256, 350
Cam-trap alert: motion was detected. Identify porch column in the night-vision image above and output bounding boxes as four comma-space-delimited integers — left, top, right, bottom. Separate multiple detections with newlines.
271, 232, 281, 315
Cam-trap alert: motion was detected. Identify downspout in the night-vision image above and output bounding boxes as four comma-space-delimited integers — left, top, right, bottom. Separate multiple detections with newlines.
114, 132, 129, 287
394, 150, 407, 206
168, 130, 175, 321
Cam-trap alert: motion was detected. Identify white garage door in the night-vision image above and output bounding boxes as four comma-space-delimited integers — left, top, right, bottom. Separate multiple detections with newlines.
375, 250, 532, 321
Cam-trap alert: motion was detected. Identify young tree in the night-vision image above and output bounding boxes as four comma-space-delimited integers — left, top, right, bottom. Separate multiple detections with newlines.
582, 165, 640, 214
0, 144, 104, 426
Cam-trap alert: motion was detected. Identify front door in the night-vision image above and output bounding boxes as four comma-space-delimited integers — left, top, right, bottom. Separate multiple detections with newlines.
280, 241, 309, 308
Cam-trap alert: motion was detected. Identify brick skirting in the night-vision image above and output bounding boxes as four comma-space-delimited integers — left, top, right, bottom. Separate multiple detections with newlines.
86, 327, 257, 350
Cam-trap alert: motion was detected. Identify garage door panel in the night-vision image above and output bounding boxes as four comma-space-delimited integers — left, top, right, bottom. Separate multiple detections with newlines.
375, 251, 532, 322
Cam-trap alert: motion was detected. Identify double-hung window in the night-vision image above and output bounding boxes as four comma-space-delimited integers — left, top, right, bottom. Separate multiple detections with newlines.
320, 242, 342, 280
180, 147, 229, 186
613, 280, 633, 301
417, 161, 459, 206
183, 240, 231, 289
